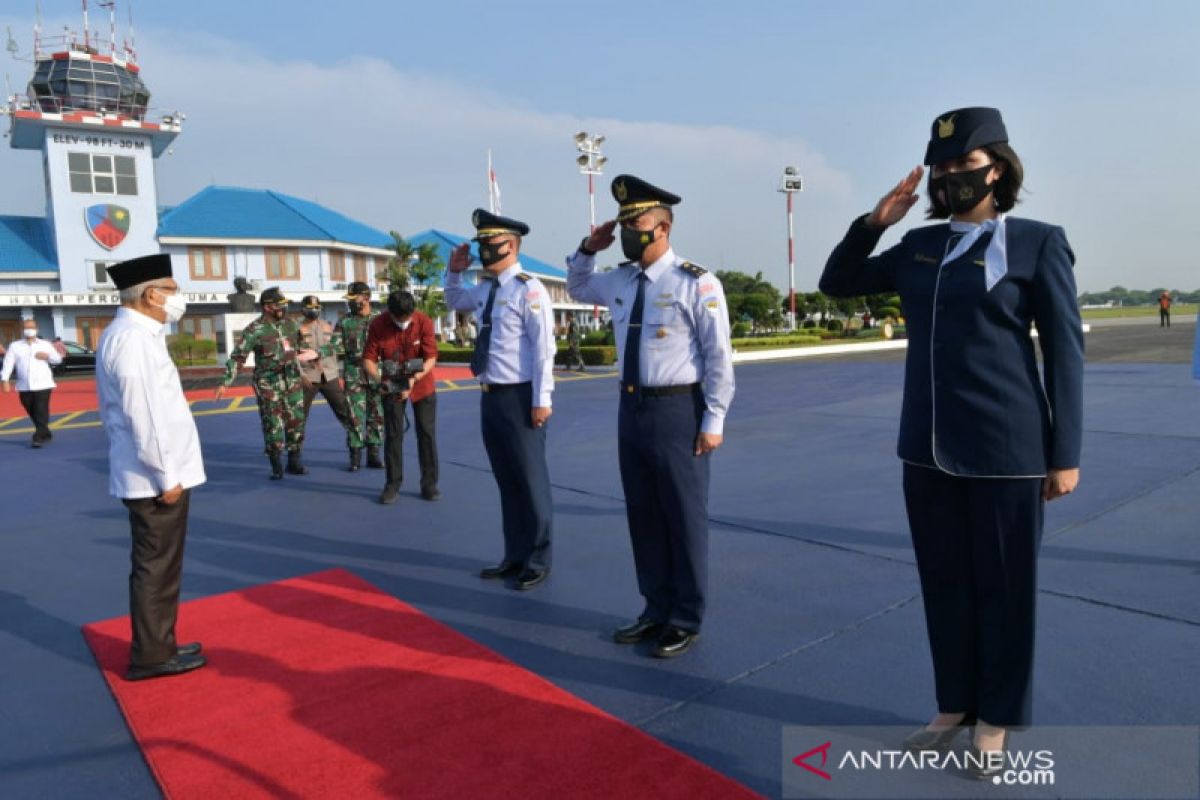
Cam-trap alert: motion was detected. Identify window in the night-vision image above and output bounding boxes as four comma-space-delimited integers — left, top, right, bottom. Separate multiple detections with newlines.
75, 316, 113, 350
352, 253, 368, 283
265, 248, 300, 281
329, 250, 346, 282
178, 316, 216, 341
89, 260, 115, 288
189, 247, 227, 281
68, 152, 137, 195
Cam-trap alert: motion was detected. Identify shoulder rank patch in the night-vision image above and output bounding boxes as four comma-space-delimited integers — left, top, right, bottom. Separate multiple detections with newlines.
678, 261, 708, 278
514, 273, 533, 283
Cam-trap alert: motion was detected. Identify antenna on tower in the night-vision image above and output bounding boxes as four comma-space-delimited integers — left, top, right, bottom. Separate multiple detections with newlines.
5, 27, 18, 58
99, 0, 116, 57
82, 0, 90, 52
126, 0, 136, 63
34, 0, 43, 58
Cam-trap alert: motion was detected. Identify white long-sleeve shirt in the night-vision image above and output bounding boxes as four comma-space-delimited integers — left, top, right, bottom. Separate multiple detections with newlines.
1, 337, 61, 391
444, 262, 556, 407
96, 306, 206, 499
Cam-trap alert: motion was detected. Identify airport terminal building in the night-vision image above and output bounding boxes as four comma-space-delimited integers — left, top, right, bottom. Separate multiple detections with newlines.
0, 27, 586, 355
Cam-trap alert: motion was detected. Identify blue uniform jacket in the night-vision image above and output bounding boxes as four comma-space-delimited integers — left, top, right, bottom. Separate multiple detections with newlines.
820, 215, 1084, 477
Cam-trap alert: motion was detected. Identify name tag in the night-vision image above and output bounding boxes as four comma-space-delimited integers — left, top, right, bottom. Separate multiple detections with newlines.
913, 253, 939, 265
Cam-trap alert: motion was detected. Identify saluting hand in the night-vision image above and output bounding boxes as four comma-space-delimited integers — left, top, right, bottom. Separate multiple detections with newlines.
531, 406, 552, 428
1043, 468, 1079, 501
694, 432, 723, 456
448, 243, 472, 273
867, 166, 924, 228
584, 219, 618, 252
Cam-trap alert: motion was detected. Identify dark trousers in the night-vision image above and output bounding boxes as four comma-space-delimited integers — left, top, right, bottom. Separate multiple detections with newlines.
480, 382, 553, 570
618, 389, 710, 633
383, 392, 439, 493
1161, 308, 1171, 327
902, 463, 1044, 727
302, 375, 354, 448
122, 490, 191, 668
19, 389, 52, 442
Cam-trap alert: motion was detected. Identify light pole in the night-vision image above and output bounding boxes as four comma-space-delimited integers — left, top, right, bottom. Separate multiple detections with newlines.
778, 166, 803, 331
575, 131, 607, 325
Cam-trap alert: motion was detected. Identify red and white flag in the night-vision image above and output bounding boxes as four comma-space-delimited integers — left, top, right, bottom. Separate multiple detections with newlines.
487, 149, 502, 214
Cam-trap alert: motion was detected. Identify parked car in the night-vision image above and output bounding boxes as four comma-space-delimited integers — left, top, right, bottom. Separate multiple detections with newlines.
52, 341, 97, 375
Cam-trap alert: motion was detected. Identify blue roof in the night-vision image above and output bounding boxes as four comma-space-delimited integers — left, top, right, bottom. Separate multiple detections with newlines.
157, 186, 393, 249
0, 215, 58, 273
407, 229, 566, 280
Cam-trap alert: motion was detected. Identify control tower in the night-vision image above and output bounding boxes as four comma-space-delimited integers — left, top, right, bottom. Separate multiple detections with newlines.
2, 1, 181, 293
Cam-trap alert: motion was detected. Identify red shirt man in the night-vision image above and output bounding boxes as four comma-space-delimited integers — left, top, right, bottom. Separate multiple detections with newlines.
362, 292, 440, 503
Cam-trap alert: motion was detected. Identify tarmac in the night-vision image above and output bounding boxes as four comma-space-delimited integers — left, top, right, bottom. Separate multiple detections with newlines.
1, 317, 1197, 798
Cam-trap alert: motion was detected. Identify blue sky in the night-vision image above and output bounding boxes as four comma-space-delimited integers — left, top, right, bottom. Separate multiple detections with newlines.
2, 1, 1197, 292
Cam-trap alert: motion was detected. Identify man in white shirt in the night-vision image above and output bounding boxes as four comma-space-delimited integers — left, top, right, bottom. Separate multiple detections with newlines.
1, 318, 62, 448
97, 253, 208, 681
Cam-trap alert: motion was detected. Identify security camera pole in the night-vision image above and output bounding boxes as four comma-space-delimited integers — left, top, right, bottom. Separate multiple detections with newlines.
575, 132, 607, 325
779, 166, 803, 331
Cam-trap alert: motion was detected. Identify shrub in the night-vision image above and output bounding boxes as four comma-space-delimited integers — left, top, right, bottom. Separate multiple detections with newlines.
875, 305, 902, 321
167, 333, 217, 365
731, 335, 823, 349
436, 345, 473, 363
731, 321, 751, 338
825, 319, 844, 332
800, 319, 817, 329
556, 346, 616, 366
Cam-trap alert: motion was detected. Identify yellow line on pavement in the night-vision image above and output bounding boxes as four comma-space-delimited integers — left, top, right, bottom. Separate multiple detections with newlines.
50, 411, 87, 429
0, 416, 21, 430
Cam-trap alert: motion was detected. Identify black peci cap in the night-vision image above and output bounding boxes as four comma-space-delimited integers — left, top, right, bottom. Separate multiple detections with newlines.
471, 209, 530, 239
611, 175, 681, 222
106, 253, 173, 290
924, 107, 1009, 166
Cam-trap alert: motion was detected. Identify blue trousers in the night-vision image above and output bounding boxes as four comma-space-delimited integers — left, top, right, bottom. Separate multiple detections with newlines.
480, 382, 553, 571
902, 463, 1044, 727
618, 389, 710, 632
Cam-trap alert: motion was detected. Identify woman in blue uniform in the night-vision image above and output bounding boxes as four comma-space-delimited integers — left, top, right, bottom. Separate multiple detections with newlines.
820, 107, 1084, 776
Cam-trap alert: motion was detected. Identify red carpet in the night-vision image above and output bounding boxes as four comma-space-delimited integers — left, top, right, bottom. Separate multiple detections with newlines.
82, 569, 760, 799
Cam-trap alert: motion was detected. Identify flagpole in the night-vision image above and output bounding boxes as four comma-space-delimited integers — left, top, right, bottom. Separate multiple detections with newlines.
487, 150, 495, 213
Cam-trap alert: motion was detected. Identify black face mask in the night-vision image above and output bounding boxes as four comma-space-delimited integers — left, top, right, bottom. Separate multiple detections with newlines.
930, 163, 996, 215
478, 242, 510, 267
302, 308, 320, 320
348, 299, 369, 314
620, 225, 658, 261
267, 306, 286, 320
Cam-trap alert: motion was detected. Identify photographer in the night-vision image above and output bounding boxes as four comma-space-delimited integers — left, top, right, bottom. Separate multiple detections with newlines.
363, 291, 440, 505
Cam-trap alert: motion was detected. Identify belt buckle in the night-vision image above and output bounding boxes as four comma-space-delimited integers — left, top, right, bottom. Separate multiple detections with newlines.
481, 383, 490, 393
625, 384, 636, 394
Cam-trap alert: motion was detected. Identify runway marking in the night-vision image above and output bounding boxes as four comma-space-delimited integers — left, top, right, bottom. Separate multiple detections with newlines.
0, 372, 619, 435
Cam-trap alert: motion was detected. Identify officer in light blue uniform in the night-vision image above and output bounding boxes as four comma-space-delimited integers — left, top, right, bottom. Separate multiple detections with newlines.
445, 210, 557, 591
567, 175, 734, 658
820, 107, 1084, 771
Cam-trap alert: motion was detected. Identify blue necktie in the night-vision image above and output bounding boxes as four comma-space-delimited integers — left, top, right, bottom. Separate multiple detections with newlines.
622, 272, 647, 394
470, 277, 499, 378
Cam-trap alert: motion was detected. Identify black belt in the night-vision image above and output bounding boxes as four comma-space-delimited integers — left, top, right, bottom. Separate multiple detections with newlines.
480, 381, 531, 393
621, 382, 699, 397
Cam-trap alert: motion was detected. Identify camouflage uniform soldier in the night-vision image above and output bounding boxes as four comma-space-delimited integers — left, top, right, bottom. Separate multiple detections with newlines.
215, 287, 321, 480
336, 281, 384, 471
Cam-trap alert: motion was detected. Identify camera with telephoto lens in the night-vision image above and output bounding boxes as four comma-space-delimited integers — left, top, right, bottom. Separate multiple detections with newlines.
380, 356, 425, 396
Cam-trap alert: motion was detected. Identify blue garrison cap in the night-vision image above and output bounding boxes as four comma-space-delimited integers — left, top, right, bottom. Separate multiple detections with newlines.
471, 209, 530, 239
924, 107, 1009, 166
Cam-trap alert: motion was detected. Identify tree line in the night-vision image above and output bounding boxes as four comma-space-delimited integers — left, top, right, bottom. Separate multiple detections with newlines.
1077, 287, 1200, 306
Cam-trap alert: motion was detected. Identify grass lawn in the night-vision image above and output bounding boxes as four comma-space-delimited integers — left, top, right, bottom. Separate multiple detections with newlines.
1080, 304, 1197, 320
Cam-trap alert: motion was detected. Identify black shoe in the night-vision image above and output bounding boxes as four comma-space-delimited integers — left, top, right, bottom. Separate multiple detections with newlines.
366, 446, 383, 469
125, 653, 207, 682
177, 641, 202, 657
902, 725, 970, 753
348, 448, 362, 472
421, 488, 441, 501
268, 451, 284, 480
30, 438, 42, 449
613, 618, 665, 644
653, 626, 699, 658
286, 450, 308, 475
514, 568, 550, 591
479, 562, 521, 580
379, 483, 400, 505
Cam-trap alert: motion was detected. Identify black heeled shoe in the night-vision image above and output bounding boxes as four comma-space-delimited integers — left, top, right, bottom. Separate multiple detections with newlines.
902, 724, 970, 753
964, 731, 1009, 780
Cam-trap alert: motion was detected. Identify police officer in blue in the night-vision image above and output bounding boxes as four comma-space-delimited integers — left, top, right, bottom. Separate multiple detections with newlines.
567, 175, 735, 658
445, 210, 557, 591
820, 107, 1084, 776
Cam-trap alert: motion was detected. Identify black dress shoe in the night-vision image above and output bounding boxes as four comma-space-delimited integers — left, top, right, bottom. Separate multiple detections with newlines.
125, 653, 207, 681
286, 450, 308, 475
479, 562, 521, 580
348, 448, 362, 472
902, 725, 969, 753
613, 618, 665, 644
514, 568, 550, 591
177, 642, 202, 657
379, 484, 400, 505
653, 626, 699, 658
964, 731, 1009, 780
421, 488, 441, 501
268, 451, 284, 480
366, 446, 383, 468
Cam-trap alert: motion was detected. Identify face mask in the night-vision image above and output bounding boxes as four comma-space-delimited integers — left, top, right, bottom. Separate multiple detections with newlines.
478, 241, 510, 267
302, 308, 320, 320
394, 318, 412, 330
153, 289, 187, 323
23, 327, 37, 338
268, 306, 286, 320
930, 163, 995, 215
620, 224, 658, 261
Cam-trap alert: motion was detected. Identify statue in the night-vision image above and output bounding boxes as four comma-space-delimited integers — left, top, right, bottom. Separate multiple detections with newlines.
227, 276, 255, 313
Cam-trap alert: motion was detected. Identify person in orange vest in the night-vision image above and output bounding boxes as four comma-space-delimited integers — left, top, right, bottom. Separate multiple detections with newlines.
1159, 291, 1172, 328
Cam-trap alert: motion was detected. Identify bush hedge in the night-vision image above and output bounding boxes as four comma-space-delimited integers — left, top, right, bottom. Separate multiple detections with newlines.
731, 335, 823, 349
437, 344, 617, 366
